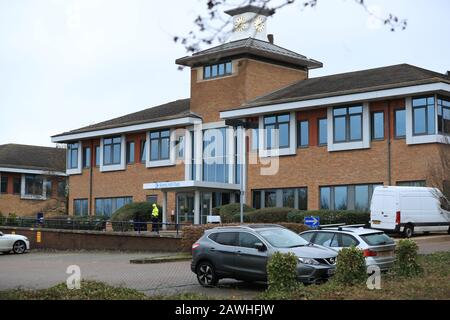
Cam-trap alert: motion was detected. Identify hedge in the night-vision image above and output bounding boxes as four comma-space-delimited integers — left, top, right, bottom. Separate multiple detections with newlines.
111, 202, 162, 222
287, 210, 370, 226
180, 222, 308, 252
233, 207, 300, 223
212, 203, 255, 223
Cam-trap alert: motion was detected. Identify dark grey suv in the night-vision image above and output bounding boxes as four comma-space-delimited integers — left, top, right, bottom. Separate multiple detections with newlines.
191, 224, 337, 287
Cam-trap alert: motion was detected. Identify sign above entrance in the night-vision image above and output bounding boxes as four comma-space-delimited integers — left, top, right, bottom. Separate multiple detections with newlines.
143, 180, 241, 191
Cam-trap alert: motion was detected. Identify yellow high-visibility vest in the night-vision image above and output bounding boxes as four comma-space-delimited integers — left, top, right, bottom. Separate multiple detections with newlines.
152, 206, 159, 217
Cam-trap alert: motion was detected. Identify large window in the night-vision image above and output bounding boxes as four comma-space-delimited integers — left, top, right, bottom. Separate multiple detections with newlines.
318, 118, 327, 146
74, 199, 88, 216
333, 105, 363, 143
394, 109, 406, 138
82, 147, 91, 168
95, 197, 132, 217
264, 114, 290, 149
24, 175, 43, 196
150, 130, 170, 161
438, 96, 450, 135
103, 136, 122, 165
126, 141, 135, 164
297, 120, 309, 148
0, 176, 7, 194
320, 184, 382, 211
203, 61, 232, 80
203, 128, 228, 183
371, 111, 384, 140
252, 188, 308, 210
412, 96, 435, 135
67, 143, 79, 169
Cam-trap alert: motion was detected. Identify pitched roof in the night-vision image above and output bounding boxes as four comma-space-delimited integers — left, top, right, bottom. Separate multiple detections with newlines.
176, 38, 322, 69
243, 64, 450, 108
52, 98, 196, 138
0, 144, 66, 173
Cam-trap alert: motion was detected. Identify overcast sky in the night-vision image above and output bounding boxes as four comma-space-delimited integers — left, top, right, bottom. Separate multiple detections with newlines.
0, 0, 449, 147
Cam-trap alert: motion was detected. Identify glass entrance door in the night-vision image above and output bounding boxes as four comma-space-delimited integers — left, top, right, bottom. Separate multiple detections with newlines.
176, 193, 194, 224
201, 192, 212, 224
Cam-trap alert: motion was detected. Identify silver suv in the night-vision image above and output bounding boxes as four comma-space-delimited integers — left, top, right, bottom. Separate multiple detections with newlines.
191, 224, 337, 287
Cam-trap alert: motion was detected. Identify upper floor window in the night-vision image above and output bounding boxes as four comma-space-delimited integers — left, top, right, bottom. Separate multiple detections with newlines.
318, 118, 327, 146
140, 139, 147, 163
264, 114, 290, 149
95, 146, 100, 166
371, 111, 385, 140
150, 130, 170, 161
82, 146, 91, 168
437, 96, 450, 135
394, 109, 406, 138
176, 136, 185, 160
297, 120, 309, 148
333, 105, 363, 143
67, 143, 79, 169
126, 141, 135, 164
203, 128, 228, 183
412, 96, 435, 135
103, 136, 121, 165
203, 61, 232, 80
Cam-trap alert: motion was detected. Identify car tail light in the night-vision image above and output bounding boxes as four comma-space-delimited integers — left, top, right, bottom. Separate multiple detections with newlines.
192, 243, 200, 254
395, 211, 401, 225
364, 249, 378, 257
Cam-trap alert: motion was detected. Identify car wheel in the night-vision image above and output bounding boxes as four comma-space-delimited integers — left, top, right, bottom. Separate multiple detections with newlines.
12, 240, 26, 254
196, 262, 219, 287
403, 225, 414, 238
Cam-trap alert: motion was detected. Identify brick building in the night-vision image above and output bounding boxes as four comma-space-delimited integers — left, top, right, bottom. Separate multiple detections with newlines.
0, 144, 67, 216
51, 6, 450, 224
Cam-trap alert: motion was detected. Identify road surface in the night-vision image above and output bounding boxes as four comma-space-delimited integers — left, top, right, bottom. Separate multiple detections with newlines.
0, 234, 448, 297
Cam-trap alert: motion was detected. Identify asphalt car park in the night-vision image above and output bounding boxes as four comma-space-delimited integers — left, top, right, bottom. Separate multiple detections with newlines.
0, 234, 449, 297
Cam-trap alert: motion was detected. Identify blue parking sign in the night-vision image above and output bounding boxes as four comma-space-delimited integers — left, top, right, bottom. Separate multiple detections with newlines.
304, 216, 320, 229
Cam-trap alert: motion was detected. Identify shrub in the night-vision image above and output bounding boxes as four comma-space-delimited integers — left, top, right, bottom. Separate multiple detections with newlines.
266, 252, 300, 292
234, 207, 298, 223
111, 202, 160, 222
393, 239, 423, 277
287, 210, 370, 226
213, 203, 255, 223
277, 222, 309, 233
334, 246, 367, 285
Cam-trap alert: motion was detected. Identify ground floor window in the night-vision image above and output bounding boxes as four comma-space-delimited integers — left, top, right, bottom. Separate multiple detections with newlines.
24, 175, 43, 197
74, 199, 88, 216
396, 180, 426, 187
319, 183, 382, 211
252, 188, 308, 210
95, 197, 132, 217
13, 177, 21, 194
146, 195, 158, 205
0, 176, 7, 194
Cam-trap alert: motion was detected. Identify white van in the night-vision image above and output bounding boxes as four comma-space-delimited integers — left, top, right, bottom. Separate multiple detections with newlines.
370, 186, 450, 238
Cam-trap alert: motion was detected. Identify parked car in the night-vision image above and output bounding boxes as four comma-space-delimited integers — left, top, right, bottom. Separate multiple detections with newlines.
370, 186, 450, 238
299, 227, 396, 271
0, 231, 30, 254
191, 224, 337, 287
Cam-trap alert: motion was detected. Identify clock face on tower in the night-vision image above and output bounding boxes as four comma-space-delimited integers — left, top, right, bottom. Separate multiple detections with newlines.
254, 16, 265, 32
234, 16, 248, 32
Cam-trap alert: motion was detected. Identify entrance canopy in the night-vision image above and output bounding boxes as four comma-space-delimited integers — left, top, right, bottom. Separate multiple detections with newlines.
143, 180, 241, 225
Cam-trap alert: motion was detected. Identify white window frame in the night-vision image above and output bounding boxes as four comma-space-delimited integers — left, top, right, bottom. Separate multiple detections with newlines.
327, 103, 370, 152
100, 135, 126, 172
146, 129, 176, 168
66, 141, 82, 175
20, 174, 48, 200
258, 111, 296, 157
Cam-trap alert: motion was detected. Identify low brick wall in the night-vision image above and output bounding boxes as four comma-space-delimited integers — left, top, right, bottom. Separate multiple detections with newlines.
0, 226, 182, 252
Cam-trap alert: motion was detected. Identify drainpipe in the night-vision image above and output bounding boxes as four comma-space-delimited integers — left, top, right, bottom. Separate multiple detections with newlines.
89, 141, 94, 216
387, 101, 392, 186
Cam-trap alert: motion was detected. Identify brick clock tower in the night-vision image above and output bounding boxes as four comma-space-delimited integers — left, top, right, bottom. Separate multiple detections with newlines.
176, 5, 322, 122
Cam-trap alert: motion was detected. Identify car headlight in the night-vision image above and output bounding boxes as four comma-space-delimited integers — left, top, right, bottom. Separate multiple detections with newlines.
298, 257, 319, 265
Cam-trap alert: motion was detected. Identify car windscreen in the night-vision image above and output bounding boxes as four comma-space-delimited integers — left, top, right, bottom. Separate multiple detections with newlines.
360, 233, 395, 246
257, 228, 309, 248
